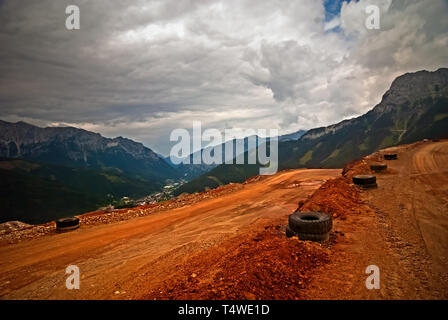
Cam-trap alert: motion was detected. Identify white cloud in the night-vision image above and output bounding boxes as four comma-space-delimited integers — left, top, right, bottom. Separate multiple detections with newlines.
324, 16, 340, 31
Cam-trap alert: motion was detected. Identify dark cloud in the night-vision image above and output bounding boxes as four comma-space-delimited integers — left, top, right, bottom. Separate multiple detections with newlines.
0, 0, 446, 155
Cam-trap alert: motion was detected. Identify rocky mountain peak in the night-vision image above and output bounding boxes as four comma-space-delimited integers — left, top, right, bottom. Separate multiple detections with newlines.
301, 68, 448, 141
377, 68, 448, 111
0, 120, 176, 180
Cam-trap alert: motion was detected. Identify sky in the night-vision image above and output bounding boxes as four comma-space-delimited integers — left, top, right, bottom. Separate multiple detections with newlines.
0, 0, 447, 155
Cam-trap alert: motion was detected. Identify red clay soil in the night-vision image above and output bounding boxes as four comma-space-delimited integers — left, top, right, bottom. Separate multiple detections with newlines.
142, 161, 372, 300
297, 155, 377, 220
142, 225, 330, 300
298, 177, 369, 220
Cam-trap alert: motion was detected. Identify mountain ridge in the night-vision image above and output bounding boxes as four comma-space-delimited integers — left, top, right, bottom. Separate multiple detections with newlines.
0, 121, 180, 223
0, 120, 178, 181
176, 68, 448, 194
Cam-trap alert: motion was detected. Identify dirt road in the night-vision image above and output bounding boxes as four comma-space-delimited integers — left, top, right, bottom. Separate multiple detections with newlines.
0, 169, 340, 299
302, 140, 448, 299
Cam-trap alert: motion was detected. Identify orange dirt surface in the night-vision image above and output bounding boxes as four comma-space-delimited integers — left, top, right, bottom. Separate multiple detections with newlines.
142, 226, 331, 300
0, 168, 340, 299
301, 140, 448, 299
298, 177, 367, 220
1, 139, 447, 300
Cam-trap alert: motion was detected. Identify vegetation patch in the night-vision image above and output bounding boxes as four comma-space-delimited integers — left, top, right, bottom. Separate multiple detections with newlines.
299, 150, 313, 165
434, 113, 448, 122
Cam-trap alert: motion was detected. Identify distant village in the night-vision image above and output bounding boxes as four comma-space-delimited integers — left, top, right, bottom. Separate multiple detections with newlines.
110, 179, 188, 210
137, 179, 187, 205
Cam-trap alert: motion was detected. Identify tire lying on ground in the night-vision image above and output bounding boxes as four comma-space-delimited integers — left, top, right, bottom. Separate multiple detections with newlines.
352, 174, 377, 188
286, 226, 330, 241
56, 217, 80, 232
289, 211, 332, 234
384, 153, 398, 160
370, 163, 387, 172
286, 211, 332, 241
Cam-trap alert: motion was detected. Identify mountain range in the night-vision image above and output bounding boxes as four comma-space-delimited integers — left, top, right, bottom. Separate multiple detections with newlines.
165, 130, 307, 179
176, 68, 448, 194
1, 68, 446, 223
0, 121, 179, 223
0, 120, 306, 223
0, 120, 178, 181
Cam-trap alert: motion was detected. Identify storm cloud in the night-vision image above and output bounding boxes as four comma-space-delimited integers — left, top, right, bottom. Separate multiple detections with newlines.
0, 0, 447, 155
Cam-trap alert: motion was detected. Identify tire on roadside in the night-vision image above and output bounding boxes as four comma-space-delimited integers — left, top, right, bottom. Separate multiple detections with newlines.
285, 225, 296, 238
286, 225, 329, 241
56, 217, 80, 232
288, 211, 332, 235
353, 174, 377, 189
352, 174, 376, 185
383, 153, 398, 160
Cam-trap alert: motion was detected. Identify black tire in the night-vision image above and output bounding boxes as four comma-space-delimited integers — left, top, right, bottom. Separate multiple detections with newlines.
370, 164, 387, 172
286, 226, 329, 241
56, 217, 79, 232
288, 211, 332, 234
384, 153, 397, 160
298, 232, 329, 242
358, 182, 378, 189
432, 139, 440, 142
285, 225, 295, 238
352, 174, 376, 186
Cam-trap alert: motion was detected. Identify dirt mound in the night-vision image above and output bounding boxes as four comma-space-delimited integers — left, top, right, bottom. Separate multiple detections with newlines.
341, 158, 373, 180
143, 226, 330, 300
0, 221, 53, 244
0, 221, 32, 235
298, 178, 365, 219
298, 159, 374, 219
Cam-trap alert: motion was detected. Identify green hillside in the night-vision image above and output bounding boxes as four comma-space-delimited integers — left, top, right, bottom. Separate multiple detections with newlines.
0, 158, 158, 224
